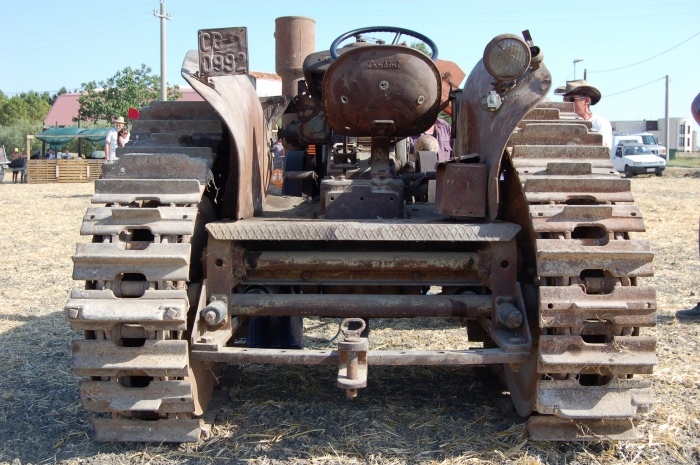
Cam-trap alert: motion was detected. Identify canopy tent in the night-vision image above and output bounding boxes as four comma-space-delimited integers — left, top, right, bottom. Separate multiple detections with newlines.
33, 127, 109, 150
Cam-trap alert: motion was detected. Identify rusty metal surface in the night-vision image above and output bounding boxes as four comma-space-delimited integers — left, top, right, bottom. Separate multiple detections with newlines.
509, 123, 602, 146
535, 377, 652, 419
71, 340, 189, 377
102, 154, 211, 182
93, 179, 204, 205
529, 204, 646, 234
435, 163, 487, 217
517, 119, 592, 129
191, 347, 531, 365
182, 49, 268, 219
229, 294, 492, 318
523, 107, 560, 120
206, 219, 520, 242
511, 144, 610, 161
66, 291, 188, 331
320, 178, 404, 219
81, 207, 198, 237
275, 17, 316, 99
527, 416, 640, 441
536, 239, 654, 278
72, 243, 191, 281
538, 335, 657, 374
92, 418, 201, 443
539, 285, 656, 328
323, 46, 441, 138
80, 379, 194, 413
455, 57, 551, 220
198, 27, 248, 77
246, 251, 477, 272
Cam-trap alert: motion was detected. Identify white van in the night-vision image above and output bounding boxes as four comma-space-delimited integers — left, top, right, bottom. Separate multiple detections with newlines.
628, 131, 667, 157
610, 141, 666, 178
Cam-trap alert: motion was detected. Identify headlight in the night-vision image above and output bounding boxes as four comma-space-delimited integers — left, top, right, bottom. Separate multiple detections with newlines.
483, 34, 531, 81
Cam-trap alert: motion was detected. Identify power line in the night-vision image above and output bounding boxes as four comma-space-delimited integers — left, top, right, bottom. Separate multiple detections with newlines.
588, 30, 700, 73
605, 76, 666, 98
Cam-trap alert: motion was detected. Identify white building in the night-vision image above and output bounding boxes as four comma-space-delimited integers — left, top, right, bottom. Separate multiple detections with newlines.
611, 117, 696, 154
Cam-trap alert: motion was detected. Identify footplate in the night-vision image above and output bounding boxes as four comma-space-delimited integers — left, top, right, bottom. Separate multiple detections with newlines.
535, 377, 653, 418
92, 417, 202, 443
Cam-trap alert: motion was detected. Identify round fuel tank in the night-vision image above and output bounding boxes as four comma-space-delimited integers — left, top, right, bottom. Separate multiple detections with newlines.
322, 46, 441, 138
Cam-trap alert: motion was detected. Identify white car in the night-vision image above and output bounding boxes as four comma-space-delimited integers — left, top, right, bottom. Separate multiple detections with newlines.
611, 143, 666, 178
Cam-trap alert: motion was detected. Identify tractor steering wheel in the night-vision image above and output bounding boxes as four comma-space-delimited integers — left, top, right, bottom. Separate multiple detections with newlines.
329, 26, 438, 61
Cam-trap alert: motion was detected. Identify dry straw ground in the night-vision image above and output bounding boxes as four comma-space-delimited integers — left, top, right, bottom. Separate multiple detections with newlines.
0, 169, 699, 465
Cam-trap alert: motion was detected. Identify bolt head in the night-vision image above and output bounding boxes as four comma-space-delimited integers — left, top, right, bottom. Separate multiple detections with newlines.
204, 310, 217, 323
67, 308, 80, 319
234, 268, 244, 278
164, 308, 178, 319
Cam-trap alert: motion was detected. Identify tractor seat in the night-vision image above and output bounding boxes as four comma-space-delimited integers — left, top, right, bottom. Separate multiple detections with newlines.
322, 46, 442, 139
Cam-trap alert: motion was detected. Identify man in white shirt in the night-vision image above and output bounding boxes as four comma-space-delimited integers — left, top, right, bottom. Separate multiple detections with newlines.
105, 116, 126, 161
554, 80, 612, 148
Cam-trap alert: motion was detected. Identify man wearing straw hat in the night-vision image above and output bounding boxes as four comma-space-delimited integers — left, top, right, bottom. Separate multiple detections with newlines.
105, 116, 127, 161
554, 79, 612, 148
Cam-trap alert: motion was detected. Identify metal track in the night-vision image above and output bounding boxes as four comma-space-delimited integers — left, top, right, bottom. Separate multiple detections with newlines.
507, 102, 657, 441
66, 101, 223, 442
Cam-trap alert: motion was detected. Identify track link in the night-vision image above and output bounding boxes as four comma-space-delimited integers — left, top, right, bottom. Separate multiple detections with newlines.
66, 101, 222, 442
509, 102, 657, 441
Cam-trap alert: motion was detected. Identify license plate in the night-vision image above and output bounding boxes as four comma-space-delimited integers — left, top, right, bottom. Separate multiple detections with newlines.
646, 168, 655, 172
198, 27, 248, 78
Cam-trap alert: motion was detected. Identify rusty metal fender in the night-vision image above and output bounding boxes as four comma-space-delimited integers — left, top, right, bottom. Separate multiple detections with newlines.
181, 50, 269, 220
455, 60, 551, 220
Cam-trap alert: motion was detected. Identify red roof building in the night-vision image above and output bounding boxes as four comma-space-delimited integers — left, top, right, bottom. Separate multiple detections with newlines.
43, 75, 281, 127
43, 87, 205, 127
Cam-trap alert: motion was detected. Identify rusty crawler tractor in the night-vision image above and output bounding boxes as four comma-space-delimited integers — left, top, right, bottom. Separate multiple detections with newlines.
66, 18, 657, 442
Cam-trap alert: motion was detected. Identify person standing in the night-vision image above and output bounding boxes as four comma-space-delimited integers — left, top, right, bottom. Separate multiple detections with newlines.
409, 117, 452, 162
118, 126, 130, 147
105, 116, 126, 161
554, 80, 612, 148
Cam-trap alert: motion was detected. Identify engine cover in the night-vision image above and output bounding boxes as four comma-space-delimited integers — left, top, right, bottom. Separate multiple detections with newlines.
322, 46, 441, 138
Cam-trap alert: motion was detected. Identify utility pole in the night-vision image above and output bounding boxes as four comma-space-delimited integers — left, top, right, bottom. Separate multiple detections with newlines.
153, 0, 171, 101
665, 75, 670, 160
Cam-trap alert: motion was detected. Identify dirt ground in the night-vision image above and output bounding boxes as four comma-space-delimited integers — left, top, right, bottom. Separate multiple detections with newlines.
0, 168, 699, 465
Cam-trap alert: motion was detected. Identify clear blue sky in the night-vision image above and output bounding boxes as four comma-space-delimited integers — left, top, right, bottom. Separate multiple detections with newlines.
1, 0, 699, 135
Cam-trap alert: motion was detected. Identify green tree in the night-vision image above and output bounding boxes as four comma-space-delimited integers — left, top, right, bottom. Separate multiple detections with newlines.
0, 91, 51, 126
410, 41, 430, 56
76, 64, 181, 122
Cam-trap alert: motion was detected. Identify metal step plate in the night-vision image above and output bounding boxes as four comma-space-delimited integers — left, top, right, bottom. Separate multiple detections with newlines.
93, 179, 204, 205
539, 285, 656, 329
71, 340, 189, 377
529, 204, 645, 234
92, 417, 201, 443
538, 335, 657, 374
535, 377, 653, 419
207, 219, 521, 242
72, 243, 191, 281
536, 239, 654, 278
80, 380, 194, 413
81, 206, 197, 236
528, 416, 640, 441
